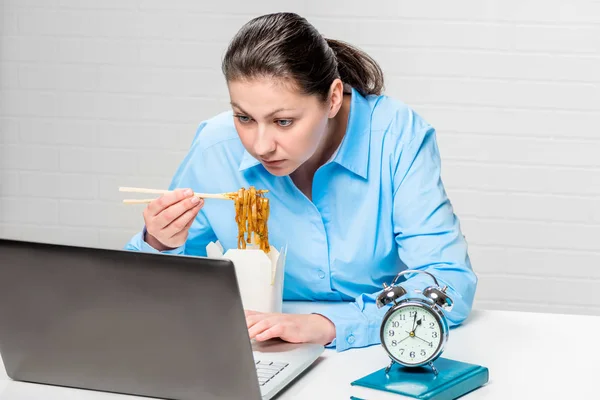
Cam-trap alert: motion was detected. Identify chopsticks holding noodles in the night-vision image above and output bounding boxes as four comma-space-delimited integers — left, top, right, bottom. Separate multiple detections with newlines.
119, 185, 271, 252
119, 186, 239, 204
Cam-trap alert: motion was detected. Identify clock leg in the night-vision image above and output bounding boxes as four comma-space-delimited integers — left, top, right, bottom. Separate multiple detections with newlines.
385, 359, 395, 375
428, 361, 439, 376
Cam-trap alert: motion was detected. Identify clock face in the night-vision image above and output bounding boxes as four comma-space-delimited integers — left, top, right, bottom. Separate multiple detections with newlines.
381, 305, 443, 366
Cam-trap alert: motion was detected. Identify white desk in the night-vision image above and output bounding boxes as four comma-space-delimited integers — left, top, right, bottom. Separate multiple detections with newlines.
1, 309, 598, 399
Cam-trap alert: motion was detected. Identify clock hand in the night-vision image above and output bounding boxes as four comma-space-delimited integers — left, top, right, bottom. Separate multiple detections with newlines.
398, 335, 411, 344
411, 313, 417, 331
404, 319, 423, 337
404, 330, 418, 340
414, 319, 422, 332
413, 334, 433, 346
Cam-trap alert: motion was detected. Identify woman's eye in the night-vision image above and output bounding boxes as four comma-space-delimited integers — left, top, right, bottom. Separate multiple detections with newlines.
236, 115, 252, 123
276, 119, 293, 127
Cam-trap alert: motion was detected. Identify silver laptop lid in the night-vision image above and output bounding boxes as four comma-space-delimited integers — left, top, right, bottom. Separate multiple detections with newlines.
0, 239, 262, 400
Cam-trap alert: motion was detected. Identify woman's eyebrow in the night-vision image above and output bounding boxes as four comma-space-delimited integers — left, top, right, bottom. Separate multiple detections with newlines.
230, 102, 295, 118
230, 102, 248, 114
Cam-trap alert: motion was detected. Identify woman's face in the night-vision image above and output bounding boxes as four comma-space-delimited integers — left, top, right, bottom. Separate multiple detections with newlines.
227, 77, 340, 176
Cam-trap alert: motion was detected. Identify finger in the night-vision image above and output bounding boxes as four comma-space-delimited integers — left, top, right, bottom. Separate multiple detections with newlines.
181, 207, 199, 230
147, 188, 194, 217
255, 324, 285, 342
167, 203, 201, 244
155, 195, 202, 229
245, 310, 262, 317
248, 319, 274, 339
163, 200, 203, 237
246, 313, 269, 330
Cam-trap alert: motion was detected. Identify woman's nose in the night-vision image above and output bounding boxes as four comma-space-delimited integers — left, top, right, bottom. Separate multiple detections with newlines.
254, 126, 277, 157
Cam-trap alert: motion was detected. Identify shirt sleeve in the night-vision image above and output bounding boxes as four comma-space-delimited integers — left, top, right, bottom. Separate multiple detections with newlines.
391, 124, 477, 326
123, 122, 218, 256
315, 124, 477, 352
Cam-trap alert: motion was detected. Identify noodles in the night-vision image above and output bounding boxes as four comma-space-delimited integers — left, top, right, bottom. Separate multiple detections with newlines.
227, 186, 270, 253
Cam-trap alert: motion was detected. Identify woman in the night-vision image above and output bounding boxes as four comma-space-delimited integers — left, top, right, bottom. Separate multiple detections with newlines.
125, 12, 477, 352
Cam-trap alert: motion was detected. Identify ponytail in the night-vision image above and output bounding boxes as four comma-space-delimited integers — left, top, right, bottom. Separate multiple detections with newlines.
325, 38, 384, 96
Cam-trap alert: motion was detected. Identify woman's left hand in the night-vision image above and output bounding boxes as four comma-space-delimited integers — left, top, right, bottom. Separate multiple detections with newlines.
246, 310, 336, 346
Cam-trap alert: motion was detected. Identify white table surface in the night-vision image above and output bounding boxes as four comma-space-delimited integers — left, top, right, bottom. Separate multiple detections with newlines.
1, 308, 597, 399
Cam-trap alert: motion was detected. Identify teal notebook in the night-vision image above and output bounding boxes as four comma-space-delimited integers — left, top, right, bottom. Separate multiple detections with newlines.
350, 357, 489, 400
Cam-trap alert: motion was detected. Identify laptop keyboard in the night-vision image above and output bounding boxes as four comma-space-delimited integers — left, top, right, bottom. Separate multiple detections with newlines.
255, 360, 289, 386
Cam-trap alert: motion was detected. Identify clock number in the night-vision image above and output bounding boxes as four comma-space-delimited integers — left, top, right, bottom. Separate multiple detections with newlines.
432, 332, 438, 338
429, 322, 435, 329
420, 349, 426, 356
391, 340, 397, 347
388, 330, 395, 337
409, 311, 417, 317
398, 315, 406, 321
429, 342, 434, 348
399, 349, 405, 355
392, 321, 400, 328
410, 351, 415, 358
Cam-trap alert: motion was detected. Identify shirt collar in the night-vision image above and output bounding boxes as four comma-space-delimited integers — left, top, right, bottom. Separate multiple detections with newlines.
238, 148, 261, 171
331, 87, 372, 179
239, 87, 372, 179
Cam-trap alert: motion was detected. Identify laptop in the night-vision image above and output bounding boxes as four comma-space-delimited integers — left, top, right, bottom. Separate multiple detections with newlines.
0, 238, 323, 400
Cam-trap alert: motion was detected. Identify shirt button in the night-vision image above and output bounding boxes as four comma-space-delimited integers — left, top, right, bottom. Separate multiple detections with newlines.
317, 270, 326, 279
347, 334, 356, 344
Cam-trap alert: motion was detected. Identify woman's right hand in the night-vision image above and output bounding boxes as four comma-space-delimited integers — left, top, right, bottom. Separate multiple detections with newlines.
143, 188, 204, 251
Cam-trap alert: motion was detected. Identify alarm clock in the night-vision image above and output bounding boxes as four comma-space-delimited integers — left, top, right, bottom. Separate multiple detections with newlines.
376, 270, 454, 375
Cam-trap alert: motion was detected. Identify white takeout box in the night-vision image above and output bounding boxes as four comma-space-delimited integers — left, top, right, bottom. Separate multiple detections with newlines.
206, 241, 286, 313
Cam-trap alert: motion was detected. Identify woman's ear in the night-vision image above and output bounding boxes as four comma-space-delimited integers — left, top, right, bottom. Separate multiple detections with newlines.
327, 79, 344, 118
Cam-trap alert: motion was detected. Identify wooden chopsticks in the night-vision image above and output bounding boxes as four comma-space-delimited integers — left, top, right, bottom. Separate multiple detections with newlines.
119, 186, 236, 204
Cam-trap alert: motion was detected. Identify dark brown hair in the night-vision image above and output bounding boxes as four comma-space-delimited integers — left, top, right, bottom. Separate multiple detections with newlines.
222, 12, 384, 100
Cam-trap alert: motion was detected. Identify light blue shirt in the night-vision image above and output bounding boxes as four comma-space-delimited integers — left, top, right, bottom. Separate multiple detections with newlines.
125, 88, 477, 352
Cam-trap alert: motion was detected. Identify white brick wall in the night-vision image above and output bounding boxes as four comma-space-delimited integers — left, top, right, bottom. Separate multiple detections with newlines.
1, 0, 599, 316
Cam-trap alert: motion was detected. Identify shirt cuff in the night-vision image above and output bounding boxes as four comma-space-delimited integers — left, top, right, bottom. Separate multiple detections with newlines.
315, 302, 383, 352
125, 227, 186, 255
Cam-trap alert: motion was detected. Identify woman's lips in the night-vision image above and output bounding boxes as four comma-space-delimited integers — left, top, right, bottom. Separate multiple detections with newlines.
261, 159, 286, 167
